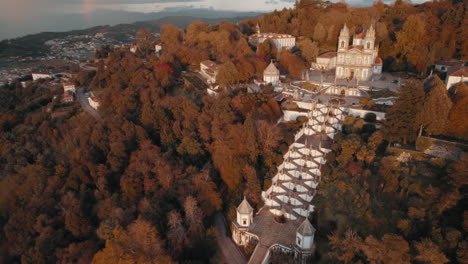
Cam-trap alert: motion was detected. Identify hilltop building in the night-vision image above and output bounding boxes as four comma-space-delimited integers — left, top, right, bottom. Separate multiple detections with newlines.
250, 24, 296, 51
200, 60, 220, 84
313, 24, 382, 81
263, 62, 280, 85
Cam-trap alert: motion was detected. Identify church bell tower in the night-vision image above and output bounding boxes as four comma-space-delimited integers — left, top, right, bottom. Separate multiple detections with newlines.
364, 24, 375, 51
338, 24, 350, 51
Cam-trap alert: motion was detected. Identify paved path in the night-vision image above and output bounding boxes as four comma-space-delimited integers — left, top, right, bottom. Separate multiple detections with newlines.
215, 213, 247, 264
77, 88, 104, 121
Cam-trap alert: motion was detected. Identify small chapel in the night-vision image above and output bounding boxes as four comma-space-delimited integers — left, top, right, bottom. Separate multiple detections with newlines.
263, 61, 280, 85
313, 24, 383, 81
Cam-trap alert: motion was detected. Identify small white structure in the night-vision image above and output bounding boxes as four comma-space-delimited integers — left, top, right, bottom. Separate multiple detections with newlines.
63, 83, 76, 93
32, 72, 52, 81
446, 67, 468, 89
88, 96, 100, 110
130, 43, 138, 53
155, 43, 162, 54
200, 60, 220, 84
263, 62, 280, 85
296, 218, 316, 250
237, 196, 254, 228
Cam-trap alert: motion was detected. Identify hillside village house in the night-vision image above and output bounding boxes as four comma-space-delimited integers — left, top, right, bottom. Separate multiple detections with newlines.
200, 60, 220, 84
446, 67, 468, 89
313, 24, 383, 81
32, 72, 52, 81
88, 96, 100, 110
250, 24, 296, 51
130, 43, 138, 53
63, 83, 76, 93
263, 62, 280, 85
62, 90, 74, 103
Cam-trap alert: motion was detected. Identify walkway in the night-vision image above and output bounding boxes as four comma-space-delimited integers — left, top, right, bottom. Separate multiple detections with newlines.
215, 213, 247, 264
77, 88, 104, 121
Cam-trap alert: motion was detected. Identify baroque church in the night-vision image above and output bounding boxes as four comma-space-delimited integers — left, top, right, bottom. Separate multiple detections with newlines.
313, 24, 383, 81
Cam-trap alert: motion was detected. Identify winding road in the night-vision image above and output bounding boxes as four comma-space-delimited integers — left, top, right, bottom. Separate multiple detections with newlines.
215, 213, 247, 264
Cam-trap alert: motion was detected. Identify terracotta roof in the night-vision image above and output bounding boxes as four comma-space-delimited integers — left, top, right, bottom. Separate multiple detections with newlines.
63, 82, 75, 86
201, 60, 219, 69
435, 60, 464, 67
256, 33, 295, 39
318, 51, 337, 58
348, 45, 363, 50
237, 196, 254, 214
264, 62, 279, 75
354, 32, 366, 39
450, 67, 468, 77
374, 57, 383, 64
297, 218, 315, 236
90, 96, 100, 102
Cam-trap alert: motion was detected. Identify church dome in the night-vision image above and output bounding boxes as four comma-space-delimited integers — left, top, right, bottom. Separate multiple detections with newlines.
264, 62, 280, 76
237, 196, 254, 214
297, 218, 316, 237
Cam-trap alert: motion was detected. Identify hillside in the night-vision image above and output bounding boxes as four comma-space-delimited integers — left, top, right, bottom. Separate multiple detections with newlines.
0, 12, 261, 59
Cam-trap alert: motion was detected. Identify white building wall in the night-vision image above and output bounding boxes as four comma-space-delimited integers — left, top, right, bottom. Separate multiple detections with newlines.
446, 75, 468, 89
32, 73, 51, 81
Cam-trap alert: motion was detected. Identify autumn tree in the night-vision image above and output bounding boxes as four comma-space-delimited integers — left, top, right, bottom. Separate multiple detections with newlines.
160, 24, 182, 48
414, 239, 449, 264
313, 22, 327, 42
297, 38, 319, 64
383, 79, 425, 144
396, 14, 429, 71
167, 210, 189, 257
418, 76, 452, 136
217, 61, 239, 85
136, 28, 154, 56
184, 196, 204, 235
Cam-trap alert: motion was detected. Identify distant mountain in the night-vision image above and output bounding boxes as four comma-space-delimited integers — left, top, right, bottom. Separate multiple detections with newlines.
0, 10, 261, 59
0, 8, 262, 41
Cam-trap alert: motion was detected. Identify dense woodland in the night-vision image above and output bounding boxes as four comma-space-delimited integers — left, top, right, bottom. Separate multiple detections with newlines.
313, 76, 467, 263
0, 0, 467, 263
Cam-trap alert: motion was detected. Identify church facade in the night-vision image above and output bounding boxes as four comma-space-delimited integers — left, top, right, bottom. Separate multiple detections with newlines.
313, 24, 383, 81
